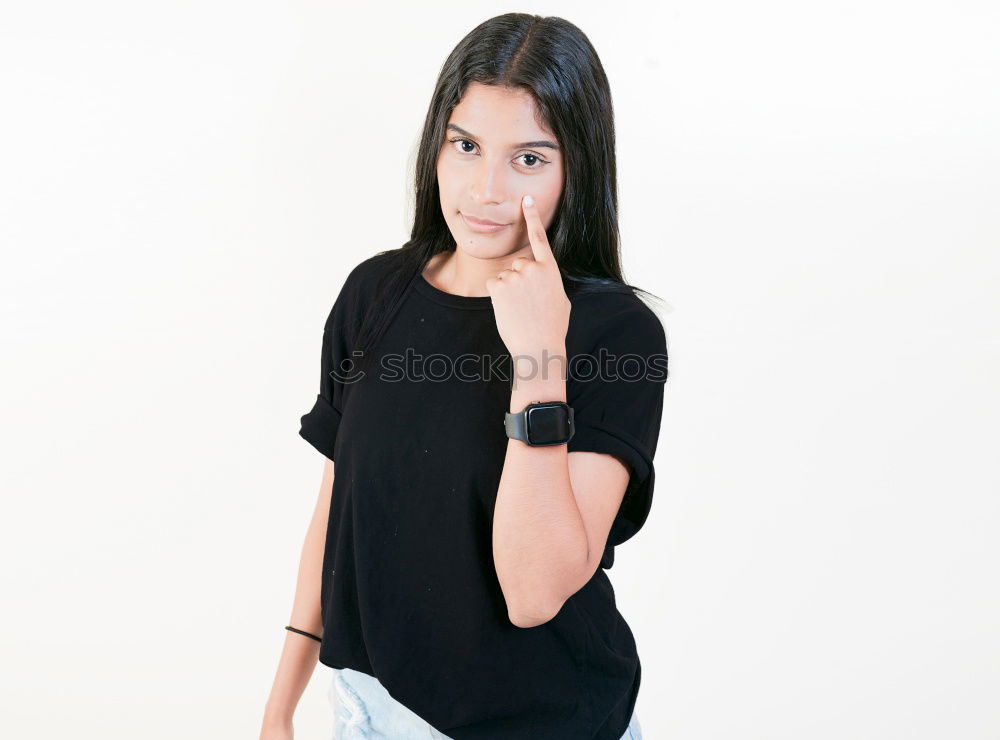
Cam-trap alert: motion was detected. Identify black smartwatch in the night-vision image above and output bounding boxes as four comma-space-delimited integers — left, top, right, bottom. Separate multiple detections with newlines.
504, 401, 575, 447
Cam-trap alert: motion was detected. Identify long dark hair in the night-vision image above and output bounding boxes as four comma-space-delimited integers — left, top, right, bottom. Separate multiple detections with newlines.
352, 13, 664, 372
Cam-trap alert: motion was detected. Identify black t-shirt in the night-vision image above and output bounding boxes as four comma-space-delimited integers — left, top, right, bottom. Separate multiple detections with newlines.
298, 251, 668, 739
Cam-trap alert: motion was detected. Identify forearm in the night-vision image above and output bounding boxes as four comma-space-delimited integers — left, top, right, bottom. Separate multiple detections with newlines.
263, 462, 334, 722
492, 354, 589, 626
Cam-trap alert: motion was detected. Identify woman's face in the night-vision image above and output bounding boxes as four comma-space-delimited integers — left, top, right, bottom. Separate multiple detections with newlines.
436, 83, 565, 259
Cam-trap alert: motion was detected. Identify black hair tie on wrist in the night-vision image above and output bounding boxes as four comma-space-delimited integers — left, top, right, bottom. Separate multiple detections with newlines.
285, 625, 322, 643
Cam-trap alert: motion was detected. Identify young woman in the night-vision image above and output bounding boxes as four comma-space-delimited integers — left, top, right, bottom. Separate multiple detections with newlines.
261, 13, 668, 740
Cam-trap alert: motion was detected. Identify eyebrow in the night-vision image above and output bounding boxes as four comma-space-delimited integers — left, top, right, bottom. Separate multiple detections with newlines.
446, 124, 560, 151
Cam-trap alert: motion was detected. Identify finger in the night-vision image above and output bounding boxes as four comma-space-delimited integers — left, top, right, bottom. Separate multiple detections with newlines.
521, 194, 554, 264
509, 256, 531, 271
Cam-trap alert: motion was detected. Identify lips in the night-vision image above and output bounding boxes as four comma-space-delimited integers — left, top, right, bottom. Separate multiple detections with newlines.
462, 213, 508, 227
460, 212, 510, 233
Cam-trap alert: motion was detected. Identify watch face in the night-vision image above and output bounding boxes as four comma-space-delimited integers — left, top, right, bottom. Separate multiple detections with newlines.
525, 403, 573, 446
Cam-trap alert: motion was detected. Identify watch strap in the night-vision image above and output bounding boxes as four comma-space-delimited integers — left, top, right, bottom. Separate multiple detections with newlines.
504, 408, 529, 442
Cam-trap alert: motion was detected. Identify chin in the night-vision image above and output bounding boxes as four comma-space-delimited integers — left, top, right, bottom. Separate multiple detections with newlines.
454, 239, 512, 259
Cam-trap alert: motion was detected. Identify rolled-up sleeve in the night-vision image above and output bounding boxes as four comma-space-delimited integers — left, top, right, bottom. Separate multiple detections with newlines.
567, 301, 669, 552
298, 286, 353, 461
299, 392, 343, 461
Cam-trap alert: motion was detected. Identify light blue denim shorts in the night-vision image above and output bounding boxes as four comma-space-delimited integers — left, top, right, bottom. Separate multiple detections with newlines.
329, 667, 643, 739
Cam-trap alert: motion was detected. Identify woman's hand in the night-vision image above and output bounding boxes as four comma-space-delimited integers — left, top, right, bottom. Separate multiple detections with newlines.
486, 195, 571, 364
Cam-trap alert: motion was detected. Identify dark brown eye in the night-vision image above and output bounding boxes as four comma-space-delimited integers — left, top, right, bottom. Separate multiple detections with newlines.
449, 138, 477, 154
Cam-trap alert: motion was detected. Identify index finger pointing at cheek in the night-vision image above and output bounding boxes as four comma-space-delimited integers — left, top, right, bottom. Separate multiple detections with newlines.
521, 194, 554, 264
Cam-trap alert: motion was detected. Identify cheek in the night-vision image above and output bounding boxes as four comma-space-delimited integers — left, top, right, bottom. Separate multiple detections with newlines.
542, 167, 564, 201
436, 162, 459, 206
534, 177, 563, 226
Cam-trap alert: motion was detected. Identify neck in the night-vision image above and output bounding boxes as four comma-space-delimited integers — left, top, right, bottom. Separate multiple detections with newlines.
425, 244, 535, 297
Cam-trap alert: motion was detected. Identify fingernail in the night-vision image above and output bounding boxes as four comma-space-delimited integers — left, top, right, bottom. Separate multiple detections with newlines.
523, 195, 534, 207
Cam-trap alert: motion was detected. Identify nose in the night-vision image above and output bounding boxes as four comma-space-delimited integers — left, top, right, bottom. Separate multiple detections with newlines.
469, 157, 508, 206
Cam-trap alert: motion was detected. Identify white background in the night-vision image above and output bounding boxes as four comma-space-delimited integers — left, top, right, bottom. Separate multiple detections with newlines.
1, 1, 997, 738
